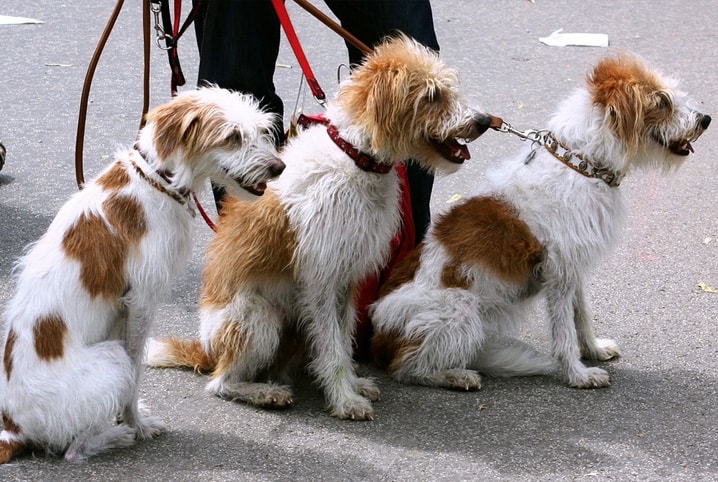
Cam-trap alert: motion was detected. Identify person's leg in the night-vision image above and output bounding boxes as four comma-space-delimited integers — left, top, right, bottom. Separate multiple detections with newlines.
325, 0, 439, 242
194, 0, 285, 210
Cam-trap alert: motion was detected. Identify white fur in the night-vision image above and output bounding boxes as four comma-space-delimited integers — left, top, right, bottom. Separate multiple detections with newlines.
0, 87, 282, 462
371, 54, 710, 390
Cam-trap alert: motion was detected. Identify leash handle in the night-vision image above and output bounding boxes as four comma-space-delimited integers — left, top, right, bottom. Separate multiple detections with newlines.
271, 0, 326, 102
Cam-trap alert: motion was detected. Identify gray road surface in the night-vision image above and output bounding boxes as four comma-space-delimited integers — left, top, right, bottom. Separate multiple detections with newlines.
0, 1, 716, 480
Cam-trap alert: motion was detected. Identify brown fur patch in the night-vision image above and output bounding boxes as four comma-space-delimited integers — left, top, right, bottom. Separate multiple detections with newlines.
202, 190, 297, 307
62, 195, 146, 300
146, 93, 241, 161
3, 330, 16, 381
96, 163, 131, 191
388, 337, 423, 376
371, 329, 424, 377
0, 439, 26, 464
378, 245, 423, 298
1, 412, 21, 434
103, 193, 148, 243
211, 320, 247, 379
157, 338, 215, 374
33, 315, 67, 361
434, 196, 544, 286
441, 261, 471, 290
588, 54, 671, 155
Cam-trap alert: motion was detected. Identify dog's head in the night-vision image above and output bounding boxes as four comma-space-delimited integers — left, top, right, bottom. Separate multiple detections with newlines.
333, 35, 491, 174
141, 87, 285, 201
587, 54, 710, 171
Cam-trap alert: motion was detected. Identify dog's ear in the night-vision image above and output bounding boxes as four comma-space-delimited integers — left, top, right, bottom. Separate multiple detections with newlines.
603, 83, 645, 155
590, 54, 665, 155
146, 94, 227, 160
339, 60, 410, 155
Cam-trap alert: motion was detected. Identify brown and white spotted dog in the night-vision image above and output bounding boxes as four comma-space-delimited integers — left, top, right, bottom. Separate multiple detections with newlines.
370, 54, 710, 391
0, 87, 284, 463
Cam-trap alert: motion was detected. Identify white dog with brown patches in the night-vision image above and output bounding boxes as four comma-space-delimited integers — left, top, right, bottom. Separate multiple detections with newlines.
370, 54, 710, 390
0, 87, 284, 463
146, 36, 492, 420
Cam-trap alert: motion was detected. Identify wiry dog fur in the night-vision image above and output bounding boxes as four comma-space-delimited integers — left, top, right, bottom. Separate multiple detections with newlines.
371, 54, 710, 390
0, 87, 284, 463
146, 36, 492, 420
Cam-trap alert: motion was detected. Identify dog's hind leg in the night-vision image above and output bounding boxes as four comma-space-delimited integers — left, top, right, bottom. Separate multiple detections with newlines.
389, 316, 484, 391
546, 282, 611, 388
374, 288, 484, 390
202, 300, 294, 409
573, 286, 621, 361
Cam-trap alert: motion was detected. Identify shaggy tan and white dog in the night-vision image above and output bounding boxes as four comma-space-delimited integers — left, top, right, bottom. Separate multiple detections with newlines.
371, 54, 710, 390
0, 87, 284, 463
146, 35, 492, 420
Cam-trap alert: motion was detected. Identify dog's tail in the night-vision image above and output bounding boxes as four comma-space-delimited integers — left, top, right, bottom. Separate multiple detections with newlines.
472, 337, 557, 377
145, 337, 215, 374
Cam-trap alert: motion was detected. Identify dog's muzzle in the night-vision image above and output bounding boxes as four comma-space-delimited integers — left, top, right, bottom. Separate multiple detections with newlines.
473, 112, 493, 138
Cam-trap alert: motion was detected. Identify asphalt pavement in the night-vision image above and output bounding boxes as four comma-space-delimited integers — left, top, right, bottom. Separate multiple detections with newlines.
0, 1, 716, 481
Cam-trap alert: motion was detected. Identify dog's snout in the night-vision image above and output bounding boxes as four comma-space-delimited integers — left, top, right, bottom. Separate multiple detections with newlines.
700, 114, 711, 130
474, 113, 493, 135
270, 158, 286, 178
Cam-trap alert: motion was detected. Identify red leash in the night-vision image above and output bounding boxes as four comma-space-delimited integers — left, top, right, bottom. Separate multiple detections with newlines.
271, 0, 326, 103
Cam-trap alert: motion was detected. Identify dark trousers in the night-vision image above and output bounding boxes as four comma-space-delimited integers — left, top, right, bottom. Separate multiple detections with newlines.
194, 0, 439, 242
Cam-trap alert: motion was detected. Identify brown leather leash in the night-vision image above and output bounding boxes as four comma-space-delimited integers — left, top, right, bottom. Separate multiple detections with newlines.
74, 0, 200, 190
75, 0, 130, 189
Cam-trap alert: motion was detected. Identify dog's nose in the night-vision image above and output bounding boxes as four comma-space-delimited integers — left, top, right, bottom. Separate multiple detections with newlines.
270, 158, 286, 178
700, 114, 711, 130
474, 113, 493, 135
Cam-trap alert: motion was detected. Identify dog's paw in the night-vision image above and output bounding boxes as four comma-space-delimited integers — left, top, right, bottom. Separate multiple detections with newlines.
568, 367, 611, 389
250, 385, 294, 409
133, 415, 167, 440
331, 397, 374, 421
442, 368, 482, 391
356, 377, 381, 401
593, 338, 621, 361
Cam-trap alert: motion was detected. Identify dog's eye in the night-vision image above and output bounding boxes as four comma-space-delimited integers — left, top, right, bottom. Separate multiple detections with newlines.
426, 89, 442, 103
225, 130, 244, 146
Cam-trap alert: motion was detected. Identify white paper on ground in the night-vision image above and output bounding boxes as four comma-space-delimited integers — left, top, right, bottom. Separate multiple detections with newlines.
539, 28, 608, 47
0, 15, 44, 25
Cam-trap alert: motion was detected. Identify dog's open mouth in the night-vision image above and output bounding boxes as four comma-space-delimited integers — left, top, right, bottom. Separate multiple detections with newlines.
433, 138, 471, 164
658, 134, 702, 157
667, 139, 695, 156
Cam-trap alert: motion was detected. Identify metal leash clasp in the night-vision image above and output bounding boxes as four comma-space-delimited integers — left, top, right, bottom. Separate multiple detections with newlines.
150, 1, 174, 50
495, 121, 543, 144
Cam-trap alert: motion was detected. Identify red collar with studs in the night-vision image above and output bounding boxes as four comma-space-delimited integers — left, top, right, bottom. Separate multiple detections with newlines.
295, 114, 392, 174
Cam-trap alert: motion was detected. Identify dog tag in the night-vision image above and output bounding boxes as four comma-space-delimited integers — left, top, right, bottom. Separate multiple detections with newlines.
524, 149, 537, 164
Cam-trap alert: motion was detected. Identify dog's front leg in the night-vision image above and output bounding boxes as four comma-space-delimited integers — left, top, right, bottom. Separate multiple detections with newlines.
300, 284, 375, 421
546, 281, 610, 388
120, 300, 167, 439
573, 286, 621, 362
